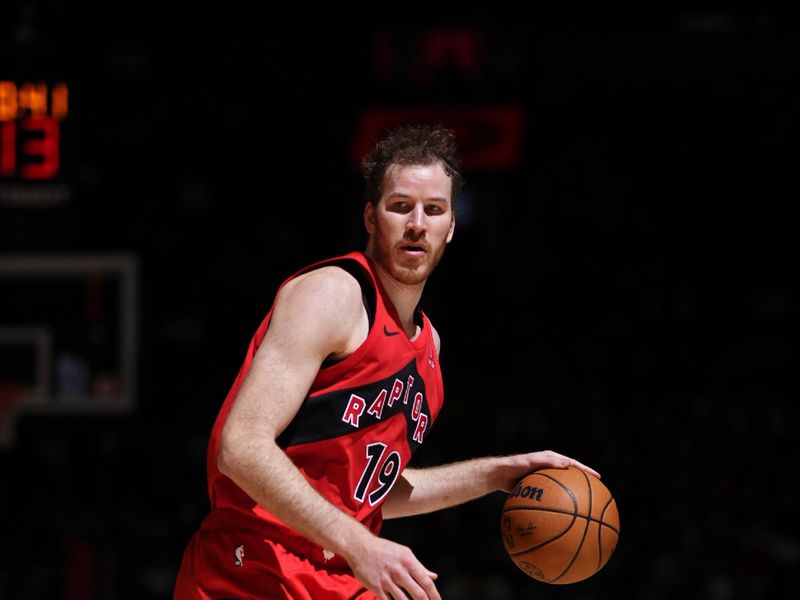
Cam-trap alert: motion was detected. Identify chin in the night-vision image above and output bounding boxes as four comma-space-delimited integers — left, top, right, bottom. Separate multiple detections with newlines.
391, 265, 430, 286
391, 253, 444, 285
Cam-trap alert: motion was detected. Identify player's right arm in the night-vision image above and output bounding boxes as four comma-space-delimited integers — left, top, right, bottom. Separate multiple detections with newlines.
216, 266, 440, 600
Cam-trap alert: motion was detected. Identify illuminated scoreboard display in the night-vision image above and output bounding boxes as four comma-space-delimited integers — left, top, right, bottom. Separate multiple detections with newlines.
0, 81, 68, 181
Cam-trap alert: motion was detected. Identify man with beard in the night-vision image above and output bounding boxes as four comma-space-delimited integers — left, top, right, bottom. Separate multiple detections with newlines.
174, 124, 598, 600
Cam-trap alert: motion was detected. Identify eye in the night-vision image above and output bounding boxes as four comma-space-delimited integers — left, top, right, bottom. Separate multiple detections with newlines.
425, 204, 445, 215
390, 201, 409, 212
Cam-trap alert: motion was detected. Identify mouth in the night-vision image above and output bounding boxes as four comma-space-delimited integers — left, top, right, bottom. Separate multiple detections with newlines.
398, 243, 428, 258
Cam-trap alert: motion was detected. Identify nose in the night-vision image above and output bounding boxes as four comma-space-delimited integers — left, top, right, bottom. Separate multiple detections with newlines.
406, 204, 426, 235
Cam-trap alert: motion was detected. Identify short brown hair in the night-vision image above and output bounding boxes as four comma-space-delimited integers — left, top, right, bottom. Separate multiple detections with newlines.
361, 124, 463, 207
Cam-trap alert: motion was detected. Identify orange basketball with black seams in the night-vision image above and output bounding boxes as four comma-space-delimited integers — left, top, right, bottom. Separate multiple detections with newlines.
500, 466, 620, 584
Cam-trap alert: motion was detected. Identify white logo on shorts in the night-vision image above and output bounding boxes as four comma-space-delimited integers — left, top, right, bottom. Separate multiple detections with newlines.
322, 548, 335, 562
234, 544, 245, 567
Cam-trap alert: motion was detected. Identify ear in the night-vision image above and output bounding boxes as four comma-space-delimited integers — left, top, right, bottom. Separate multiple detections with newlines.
446, 214, 455, 244
363, 201, 377, 235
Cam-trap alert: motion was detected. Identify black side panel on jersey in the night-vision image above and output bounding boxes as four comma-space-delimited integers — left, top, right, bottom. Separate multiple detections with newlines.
276, 358, 431, 453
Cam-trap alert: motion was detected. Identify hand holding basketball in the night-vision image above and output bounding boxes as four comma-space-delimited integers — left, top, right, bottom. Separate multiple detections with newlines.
494, 450, 600, 493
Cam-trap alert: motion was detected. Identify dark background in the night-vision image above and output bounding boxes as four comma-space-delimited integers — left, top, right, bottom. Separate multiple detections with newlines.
1, 4, 797, 599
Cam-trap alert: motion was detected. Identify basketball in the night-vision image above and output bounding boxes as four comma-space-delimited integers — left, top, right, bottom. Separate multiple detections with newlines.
500, 466, 620, 584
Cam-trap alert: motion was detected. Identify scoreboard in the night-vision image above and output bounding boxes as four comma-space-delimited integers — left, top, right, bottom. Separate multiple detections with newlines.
0, 81, 68, 181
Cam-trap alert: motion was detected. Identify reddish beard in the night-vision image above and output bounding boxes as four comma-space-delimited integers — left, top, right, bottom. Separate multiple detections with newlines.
371, 234, 446, 286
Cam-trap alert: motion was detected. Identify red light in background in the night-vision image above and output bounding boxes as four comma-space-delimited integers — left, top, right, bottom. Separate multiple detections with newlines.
20, 116, 60, 179
0, 82, 17, 121
415, 29, 482, 86
0, 82, 68, 181
18, 83, 49, 117
1, 121, 15, 177
0, 117, 61, 180
352, 105, 526, 171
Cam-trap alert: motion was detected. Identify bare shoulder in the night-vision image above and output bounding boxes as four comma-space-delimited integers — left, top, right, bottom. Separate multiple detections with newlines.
270, 265, 367, 355
280, 265, 363, 307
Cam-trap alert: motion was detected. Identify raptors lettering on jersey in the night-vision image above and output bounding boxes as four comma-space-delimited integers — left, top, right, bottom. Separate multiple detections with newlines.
277, 357, 432, 450
342, 373, 429, 444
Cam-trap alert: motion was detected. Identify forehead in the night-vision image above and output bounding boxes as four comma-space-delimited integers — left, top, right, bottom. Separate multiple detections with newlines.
381, 162, 452, 201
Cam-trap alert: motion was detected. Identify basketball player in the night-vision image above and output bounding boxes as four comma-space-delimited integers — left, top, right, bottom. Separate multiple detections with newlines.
174, 125, 599, 600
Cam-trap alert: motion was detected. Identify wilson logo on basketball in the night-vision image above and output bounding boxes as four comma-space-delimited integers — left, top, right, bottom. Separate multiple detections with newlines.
509, 484, 544, 501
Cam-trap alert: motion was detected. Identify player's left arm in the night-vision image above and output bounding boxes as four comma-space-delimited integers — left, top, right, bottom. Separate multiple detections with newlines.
382, 326, 599, 519
382, 452, 598, 519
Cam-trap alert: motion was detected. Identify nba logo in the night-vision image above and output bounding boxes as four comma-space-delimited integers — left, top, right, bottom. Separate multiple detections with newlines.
234, 544, 245, 567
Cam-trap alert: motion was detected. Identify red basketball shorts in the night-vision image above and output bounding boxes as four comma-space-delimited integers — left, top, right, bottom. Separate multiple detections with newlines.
174, 515, 377, 600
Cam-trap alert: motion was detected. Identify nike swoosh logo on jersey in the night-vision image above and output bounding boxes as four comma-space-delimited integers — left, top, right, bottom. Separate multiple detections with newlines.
383, 325, 400, 336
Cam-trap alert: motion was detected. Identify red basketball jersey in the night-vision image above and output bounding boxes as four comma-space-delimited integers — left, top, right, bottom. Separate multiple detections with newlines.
204, 251, 445, 566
